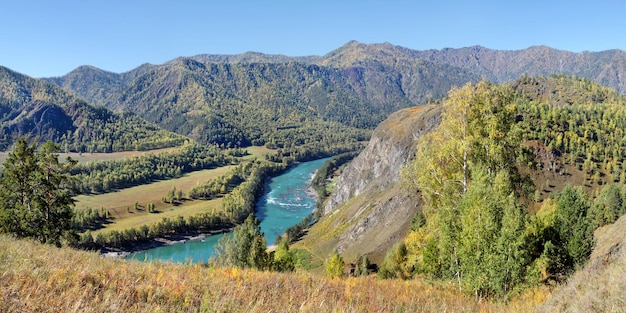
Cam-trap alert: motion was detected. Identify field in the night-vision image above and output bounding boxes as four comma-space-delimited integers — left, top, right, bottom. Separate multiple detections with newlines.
72, 145, 276, 234
0, 146, 178, 165
75, 166, 234, 233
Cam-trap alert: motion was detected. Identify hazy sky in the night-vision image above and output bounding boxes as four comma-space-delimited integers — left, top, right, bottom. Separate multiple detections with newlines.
1, 0, 624, 77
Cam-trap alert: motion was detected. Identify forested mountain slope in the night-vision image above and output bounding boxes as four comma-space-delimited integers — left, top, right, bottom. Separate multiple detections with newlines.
91, 56, 471, 147
45, 42, 481, 147
45, 41, 626, 151
302, 75, 626, 299
0, 66, 185, 151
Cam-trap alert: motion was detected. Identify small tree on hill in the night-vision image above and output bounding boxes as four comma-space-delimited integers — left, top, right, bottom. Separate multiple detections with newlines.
214, 214, 268, 270
325, 252, 345, 279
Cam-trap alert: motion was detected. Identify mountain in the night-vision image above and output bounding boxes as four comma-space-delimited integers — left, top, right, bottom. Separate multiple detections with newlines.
44, 41, 626, 150
45, 43, 479, 147
184, 51, 321, 64
0, 66, 185, 152
413, 45, 626, 94
44, 63, 157, 106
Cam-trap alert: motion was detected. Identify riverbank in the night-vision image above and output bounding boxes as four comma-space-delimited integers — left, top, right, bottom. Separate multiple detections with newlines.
100, 228, 233, 259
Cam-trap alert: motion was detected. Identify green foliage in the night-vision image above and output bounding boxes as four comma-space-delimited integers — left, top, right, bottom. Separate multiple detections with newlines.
400, 81, 533, 297
325, 252, 345, 279
0, 138, 76, 246
553, 185, 594, 268
270, 239, 295, 272
456, 168, 529, 297
378, 242, 411, 280
71, 143, 236, 193
589, 184, 626, 226
214, 214, 268, 270
72, 207, 109, 231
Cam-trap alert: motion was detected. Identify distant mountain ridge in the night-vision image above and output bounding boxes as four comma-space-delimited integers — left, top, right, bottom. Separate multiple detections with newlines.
7, 41, 626, 150
45, 43, 479, 147
0, 66, 185, 151
411, 44, 626, 94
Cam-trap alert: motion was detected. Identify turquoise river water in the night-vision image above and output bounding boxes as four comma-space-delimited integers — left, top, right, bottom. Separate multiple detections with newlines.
127, 158, 328, 264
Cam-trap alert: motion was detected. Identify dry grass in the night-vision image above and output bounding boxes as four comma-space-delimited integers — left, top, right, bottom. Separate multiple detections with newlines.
242, 146, 276, 160
0, 235, 545, 313
92, 199, 224, 234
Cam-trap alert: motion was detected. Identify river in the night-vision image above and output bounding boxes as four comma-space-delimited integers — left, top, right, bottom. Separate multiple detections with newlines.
127, 158, 328, 264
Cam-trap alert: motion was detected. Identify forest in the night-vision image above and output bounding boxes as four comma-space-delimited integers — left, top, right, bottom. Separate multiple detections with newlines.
0, 66, 187, 152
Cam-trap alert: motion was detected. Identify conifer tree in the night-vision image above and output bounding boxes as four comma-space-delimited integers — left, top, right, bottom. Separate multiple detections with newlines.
0, 138, 77, 246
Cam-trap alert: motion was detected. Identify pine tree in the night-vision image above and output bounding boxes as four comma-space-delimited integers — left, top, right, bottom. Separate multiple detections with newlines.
0, 138, 77, 246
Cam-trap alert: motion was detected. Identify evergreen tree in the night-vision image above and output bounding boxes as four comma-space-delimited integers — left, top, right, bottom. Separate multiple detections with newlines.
554, 185, 594, 267
0, 138, 76, 246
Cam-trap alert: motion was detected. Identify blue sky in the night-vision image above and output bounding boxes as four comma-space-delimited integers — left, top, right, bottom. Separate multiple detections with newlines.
1, 0, 624, 77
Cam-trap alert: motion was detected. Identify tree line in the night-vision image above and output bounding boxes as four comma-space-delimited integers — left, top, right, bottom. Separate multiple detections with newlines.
70, 143, 245, 194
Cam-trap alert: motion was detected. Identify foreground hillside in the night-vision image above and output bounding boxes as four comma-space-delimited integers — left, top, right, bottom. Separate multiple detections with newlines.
0, 235, 544, 312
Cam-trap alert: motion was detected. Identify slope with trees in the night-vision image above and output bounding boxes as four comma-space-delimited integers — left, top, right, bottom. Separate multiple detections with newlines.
0, 66, 186, 152
378, 77, 626, 299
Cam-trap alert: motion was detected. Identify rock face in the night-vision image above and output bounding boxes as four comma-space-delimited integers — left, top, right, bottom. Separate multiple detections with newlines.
325, 105, 441, 215
302, 105, 441, 262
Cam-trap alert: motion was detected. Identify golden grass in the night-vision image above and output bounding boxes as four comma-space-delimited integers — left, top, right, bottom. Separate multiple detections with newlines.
0, 235, 545, 313
242, 146, 276, 160
92, 199, 224, 235
74, 166, 235, 211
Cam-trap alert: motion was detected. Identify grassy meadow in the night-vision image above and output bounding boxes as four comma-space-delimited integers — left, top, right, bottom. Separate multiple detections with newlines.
0, 147, 178, 165
74, 166, 234, 234
0, 235, 549, 313
71, 145, 275, 235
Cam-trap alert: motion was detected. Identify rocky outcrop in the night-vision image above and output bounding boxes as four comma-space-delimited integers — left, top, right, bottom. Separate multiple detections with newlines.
301, 105, 441, 263
325, 105, 441, 215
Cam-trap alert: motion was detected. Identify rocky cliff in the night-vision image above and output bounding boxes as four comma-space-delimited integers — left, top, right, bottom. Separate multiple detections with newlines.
324, 104, 440, 214
298, 105, 441, 263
